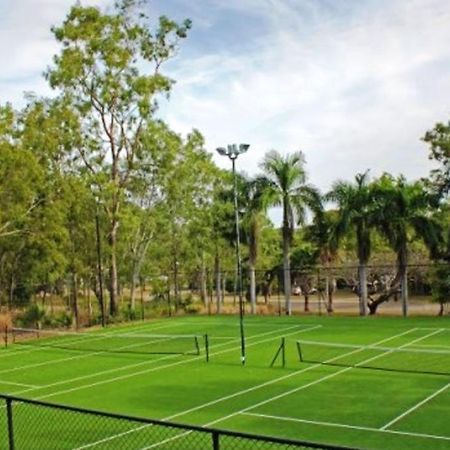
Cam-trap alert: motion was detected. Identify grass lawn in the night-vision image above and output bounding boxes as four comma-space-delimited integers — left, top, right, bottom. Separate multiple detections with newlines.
0, 314, 449, 449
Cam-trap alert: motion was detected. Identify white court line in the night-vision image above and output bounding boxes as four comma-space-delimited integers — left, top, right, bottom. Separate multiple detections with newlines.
0, 320, 184, 358
0, 379, 39, 388
13, 324, 311, 399
242, 412, 450, 443
74, 327, 418, 449
417, 327, 450, 330
137, 328, 426, 450
381, 381, 450, 430
0, 334, 194, 375
203, 329, 439, 427
412, 344, 450, 350
71, 325, 322, 450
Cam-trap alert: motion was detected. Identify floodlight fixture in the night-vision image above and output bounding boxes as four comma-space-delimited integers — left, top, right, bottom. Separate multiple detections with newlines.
215, 142, 250, 366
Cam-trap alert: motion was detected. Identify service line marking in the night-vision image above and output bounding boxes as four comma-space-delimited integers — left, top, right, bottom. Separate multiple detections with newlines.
242, 412, 450, 443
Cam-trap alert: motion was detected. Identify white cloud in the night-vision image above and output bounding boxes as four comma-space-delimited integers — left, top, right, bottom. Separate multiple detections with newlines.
163, 0, 450, 192
0, 0, 448, 195
0, 0, 109, 104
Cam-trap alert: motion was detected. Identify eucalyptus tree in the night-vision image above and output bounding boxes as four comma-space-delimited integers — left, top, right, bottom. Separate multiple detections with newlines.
328, 172, 375, 316
45, 1, 191, 315
370, 175, 441, 315
0, 105, 44, 240
240, 177, 270, 313
208, 171, 235, 311
0, 102, 72, 310
259, 150, 320, 315
135, 124, 218, 309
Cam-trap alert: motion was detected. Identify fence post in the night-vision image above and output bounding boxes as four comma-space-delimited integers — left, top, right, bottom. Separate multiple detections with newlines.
6, 398, 15, 450
212, 430, 220, 450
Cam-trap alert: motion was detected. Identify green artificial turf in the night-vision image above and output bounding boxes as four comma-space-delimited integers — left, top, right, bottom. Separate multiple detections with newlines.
0, 315, 449, 449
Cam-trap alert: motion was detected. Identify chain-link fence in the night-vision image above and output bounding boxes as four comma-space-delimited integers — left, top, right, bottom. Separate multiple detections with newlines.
0, 394, 360, 450
4, 262, 448, 329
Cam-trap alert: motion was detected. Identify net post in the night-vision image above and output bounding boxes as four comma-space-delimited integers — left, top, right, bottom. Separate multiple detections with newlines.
297, 341, 303, 362
6, 397, 15, 450
194, 336, 200, 356
270, 338, 284, 368
282, 337, 285, 368
212, 430, 220, 450
204, 334, 209, 362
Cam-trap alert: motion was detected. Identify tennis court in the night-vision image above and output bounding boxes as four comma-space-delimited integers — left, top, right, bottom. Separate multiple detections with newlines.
0, 315, 449, 449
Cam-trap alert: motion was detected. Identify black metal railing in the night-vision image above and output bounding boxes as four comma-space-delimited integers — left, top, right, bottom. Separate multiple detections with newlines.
0, 394, 360, 450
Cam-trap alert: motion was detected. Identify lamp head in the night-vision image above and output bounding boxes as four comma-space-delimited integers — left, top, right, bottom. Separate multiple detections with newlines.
238, 144, 250, 155
216, 144, 250, 159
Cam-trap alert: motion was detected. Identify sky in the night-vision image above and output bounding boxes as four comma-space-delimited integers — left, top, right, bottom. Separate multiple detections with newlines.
1, 0, 449, 195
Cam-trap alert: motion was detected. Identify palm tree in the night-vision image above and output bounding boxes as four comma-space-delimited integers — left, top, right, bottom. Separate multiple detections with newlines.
240, 177, 268, 314
259, 150, 320, 315
305, 209, 339, 312
370, 175, 441, 316
328, 172, 375, 316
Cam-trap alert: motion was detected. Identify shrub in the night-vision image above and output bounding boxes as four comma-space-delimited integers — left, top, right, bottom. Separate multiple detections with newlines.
17, 304, 46, 329
430, 264, 450, 316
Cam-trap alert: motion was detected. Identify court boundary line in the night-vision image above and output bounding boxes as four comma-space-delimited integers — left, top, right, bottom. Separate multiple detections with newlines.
381, 380, 450, 430
241, 412, 450, 442
73, 328, 419, 449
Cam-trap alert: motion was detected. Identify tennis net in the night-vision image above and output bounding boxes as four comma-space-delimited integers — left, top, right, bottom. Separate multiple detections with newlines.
296, 339, 450, 376
10, 327, 203, 358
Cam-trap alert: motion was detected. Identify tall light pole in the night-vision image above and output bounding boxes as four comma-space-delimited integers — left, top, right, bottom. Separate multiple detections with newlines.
216, 143, 249, 365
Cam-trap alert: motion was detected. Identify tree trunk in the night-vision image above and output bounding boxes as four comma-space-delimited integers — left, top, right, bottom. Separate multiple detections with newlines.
215, 253, 221, 314
108, 220, 119, 316
173, 259, 179, 312
249, 263, 256, 314
8, 274, 15, 311
283, 238, 291, 315
72, 272, 79, 329
200, 258, 207, 306
401, 265, 408, 317
221, 274, 226, 308
304, 294, 309, 312
358, 263, 368, 316
130, 257, 138, 312
87, 280, 92, 325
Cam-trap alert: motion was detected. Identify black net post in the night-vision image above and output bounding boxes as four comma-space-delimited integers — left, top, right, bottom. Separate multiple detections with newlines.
297, 341, 303, 362
212, 430, 220, 450
194, 336, 200, 355
204, 334, 210, 362
270, 337, 286, 368
6, 397, 15, 450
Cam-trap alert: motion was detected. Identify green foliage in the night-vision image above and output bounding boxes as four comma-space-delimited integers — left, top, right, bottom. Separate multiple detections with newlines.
423, 120, 450, 198
17, 304, 46, 329
430, 264, 450, 311
328, 171, 375, 265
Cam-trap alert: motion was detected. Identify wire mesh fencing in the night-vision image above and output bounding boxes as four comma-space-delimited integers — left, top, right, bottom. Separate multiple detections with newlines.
0, 394, 360, 450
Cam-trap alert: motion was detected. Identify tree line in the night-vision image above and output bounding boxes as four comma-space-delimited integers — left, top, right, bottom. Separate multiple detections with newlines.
0, 1, 448, 324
